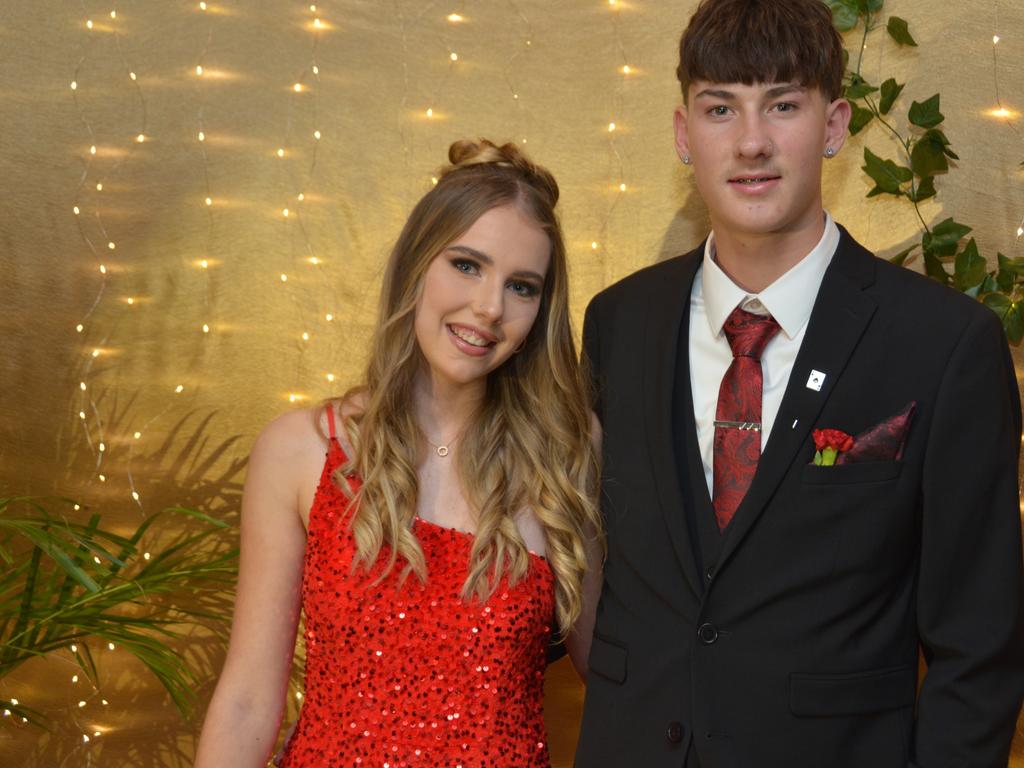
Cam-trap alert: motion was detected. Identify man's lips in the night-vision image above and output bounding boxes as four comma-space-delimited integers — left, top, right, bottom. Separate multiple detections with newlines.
728, 173, 781, 184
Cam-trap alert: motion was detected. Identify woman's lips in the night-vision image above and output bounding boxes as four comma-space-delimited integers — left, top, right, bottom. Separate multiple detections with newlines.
447, 324, 496, 357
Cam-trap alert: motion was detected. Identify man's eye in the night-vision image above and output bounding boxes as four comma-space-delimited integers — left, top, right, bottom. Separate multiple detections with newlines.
709, 105, 730, 116
774, 102, 797, 112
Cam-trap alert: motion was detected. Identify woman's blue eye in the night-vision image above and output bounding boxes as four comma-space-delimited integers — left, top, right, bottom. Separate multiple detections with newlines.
509, 280, 540, 298
451, 258, 477, 274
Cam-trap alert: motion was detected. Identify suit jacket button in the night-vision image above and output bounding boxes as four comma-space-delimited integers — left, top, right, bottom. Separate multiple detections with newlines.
697, 622, 719, 645
666, 721, 684, 743
705, 565, 715, 581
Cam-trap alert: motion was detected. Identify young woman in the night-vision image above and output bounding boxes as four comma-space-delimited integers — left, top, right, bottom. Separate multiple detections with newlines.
194, 139, 602, 767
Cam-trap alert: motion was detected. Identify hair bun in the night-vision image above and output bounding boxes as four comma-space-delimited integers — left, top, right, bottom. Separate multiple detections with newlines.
443, 138, 559, 206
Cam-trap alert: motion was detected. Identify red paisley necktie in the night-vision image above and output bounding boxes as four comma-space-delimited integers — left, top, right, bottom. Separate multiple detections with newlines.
712, 307, 781, 531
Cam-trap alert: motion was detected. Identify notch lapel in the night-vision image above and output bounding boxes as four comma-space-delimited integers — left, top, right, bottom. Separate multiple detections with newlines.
715, 231, 879, 570
643, 251, 705, 598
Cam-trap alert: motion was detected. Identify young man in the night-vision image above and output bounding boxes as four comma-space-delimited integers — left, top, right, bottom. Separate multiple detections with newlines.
575, 1, 1024, 766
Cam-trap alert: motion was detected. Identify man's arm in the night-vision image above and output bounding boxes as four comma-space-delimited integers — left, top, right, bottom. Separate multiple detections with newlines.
914, 308, 1024, 766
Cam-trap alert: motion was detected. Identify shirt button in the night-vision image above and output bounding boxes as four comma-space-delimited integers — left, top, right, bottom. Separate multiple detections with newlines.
697, 622, 719, 645
705, 565, 715, 582
666, 721, 685, 743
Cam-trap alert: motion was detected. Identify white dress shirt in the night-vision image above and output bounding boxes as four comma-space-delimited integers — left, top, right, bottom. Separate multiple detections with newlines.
688, 214, 840, 495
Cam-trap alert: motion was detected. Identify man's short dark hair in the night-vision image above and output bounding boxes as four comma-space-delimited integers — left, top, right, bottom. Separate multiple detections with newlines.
677, 0, 845, 102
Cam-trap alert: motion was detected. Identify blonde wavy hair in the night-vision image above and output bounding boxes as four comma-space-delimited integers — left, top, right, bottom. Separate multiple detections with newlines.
334, 138, 600, 635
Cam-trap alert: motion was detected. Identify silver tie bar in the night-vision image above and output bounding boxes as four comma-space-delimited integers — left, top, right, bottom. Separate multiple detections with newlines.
713, 420, 762, 432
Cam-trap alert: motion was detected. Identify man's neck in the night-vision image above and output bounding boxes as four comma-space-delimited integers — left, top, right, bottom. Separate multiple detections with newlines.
710, 215, 827, 294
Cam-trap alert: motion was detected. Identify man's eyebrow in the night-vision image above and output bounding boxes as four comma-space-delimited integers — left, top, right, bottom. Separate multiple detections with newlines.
693, 84, 808, 100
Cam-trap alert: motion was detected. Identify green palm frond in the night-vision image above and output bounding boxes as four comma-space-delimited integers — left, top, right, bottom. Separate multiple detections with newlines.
0, 497, 238, 724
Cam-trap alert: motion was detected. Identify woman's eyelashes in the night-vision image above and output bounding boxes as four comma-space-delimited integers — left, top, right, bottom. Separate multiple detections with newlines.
449, 257, 540, 299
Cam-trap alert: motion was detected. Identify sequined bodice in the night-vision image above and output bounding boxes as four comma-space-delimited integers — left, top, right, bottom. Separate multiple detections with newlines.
281, 440, 556, 767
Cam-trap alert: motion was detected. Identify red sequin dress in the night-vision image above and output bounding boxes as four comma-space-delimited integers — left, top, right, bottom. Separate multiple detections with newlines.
280, 408, 556, 768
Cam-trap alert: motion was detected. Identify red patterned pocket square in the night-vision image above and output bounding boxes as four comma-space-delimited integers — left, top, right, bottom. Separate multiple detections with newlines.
835, 401, 917, 465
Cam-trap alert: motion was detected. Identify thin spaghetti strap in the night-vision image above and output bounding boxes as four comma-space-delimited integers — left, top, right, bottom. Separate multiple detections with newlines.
325, 403, 338, 441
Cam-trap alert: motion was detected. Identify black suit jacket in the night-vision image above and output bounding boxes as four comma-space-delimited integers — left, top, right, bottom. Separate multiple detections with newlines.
575, 227, 1024, 768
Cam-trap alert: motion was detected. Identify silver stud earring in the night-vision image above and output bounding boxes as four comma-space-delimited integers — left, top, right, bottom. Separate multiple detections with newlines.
682, 154, 692, 165
824, 147, 836, 158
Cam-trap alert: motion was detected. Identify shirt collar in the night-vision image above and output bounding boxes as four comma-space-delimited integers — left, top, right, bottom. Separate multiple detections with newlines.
700, 212, 839, 341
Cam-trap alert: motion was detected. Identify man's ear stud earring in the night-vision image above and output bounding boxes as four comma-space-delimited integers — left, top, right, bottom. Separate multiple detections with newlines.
824, 147, 836, 158
682, 154, 692, 165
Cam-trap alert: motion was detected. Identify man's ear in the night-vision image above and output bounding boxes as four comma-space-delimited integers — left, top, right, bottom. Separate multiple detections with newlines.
824, 98, 852, 156
673, 105, 691, 163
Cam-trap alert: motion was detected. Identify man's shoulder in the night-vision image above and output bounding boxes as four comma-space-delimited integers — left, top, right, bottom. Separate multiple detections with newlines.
587, 245, 704, 315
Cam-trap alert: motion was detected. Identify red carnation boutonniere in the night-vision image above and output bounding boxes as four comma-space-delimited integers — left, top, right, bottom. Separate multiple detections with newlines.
812, 428, 855, 466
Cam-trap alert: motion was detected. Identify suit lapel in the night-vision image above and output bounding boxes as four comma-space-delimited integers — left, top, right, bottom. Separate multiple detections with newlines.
643, 249, 705, 598
716, 229, 879, 570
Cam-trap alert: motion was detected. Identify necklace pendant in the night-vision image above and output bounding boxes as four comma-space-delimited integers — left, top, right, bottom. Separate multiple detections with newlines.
436, 445, 449, 458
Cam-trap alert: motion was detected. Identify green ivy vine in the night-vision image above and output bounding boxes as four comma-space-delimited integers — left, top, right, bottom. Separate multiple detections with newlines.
827, 0, 1024, 344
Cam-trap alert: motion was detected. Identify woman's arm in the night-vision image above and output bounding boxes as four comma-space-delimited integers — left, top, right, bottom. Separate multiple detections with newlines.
194, 412, 316, 767
566, 411, 604, 682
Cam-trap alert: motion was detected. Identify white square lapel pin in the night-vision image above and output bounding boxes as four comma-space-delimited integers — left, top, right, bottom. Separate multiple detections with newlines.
806, 369, 826, 392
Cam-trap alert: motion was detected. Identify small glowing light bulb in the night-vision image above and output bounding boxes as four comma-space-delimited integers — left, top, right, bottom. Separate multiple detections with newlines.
92, 349, 100, 357
280, 273, 288, 282
143, 552, 151, 560
608, 122, 616, 132
513, 93, 519, 100
73, 675, 79, 682
73, 505, 80, 511
198, 130, 205, 141
202, 323, 210, 333
73, 206, 80, 215
129, 71, 137, 80
314, 17, 322, 28
98, 474, 106, 482
426, 108, 434, 118
134, 431, 141, 439
107, 241, 115, 250
79, 701, 87, 708
100, 264, 108, 275
107, 642, 115, 651
71, 80, 78, 90
79, 411, 86, 419
312, 65, 319, 74
175, 384, 184, 393
296, 691, 304, 699
309, 256, 320, 265
110, 11, 117, 19
277, 148, 285, 157
993, 35, 1000, 44
282, 208, 290, 217
447, 13, 463, 22
622, 65, 631, 74
125, 295, 134, 303
93, 555, 102, 563
76, 323, 84, 332
450, 52, 459, 61
591, 241, 599, 250
1017, 226, 1024, 238
199, 1, 207, 9
131, 491, 140, 501
293, 83, 303, 92
326, 373, 335, 382
313, 129, 321, 139
196, 65, 204, 76
289, 394, 298, 403
992, 107, 1011, 118
81, 381, 87, 391
200, 259, 209, 268
136, 133, 145, 143
90, 145, 97, 155
82, 735, 90, 743
619, 182, 627, 191
99, 442, 105, 452
86, 20, 94, 29
301, 332, 310, 341
205, 197, 212, 206
96, 182, 103, 191
310, 4, 317, 10
94, 731, 101, 737
431, 176, 438, 185
325, 313, 333, 321
297, 193, 305, 201
71, 644, 78, 652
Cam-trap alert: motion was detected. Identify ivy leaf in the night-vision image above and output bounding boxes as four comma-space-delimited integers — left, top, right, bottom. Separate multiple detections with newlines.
922, 251, 951, 284
924, 217, 972, 257
887, 16, 917, 46
826, 0, 860, 31
981, 273, 1001, 295
909, 175, 937, 202
996, 253, 1016, 293
879, 78, 904, 115
862, 147, 912, 196
848, 102, 875, 135
888, 244, 917, 266
1006, 303, 1024, 345
910, 134, 950, 178
953, 239, 987, 291
845, 81, 879, 100
909, 94, 943, 129
983, 291, 1011, 315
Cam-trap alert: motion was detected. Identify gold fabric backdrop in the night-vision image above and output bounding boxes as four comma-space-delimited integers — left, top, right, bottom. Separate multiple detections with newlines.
1, 0, 1021, 765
